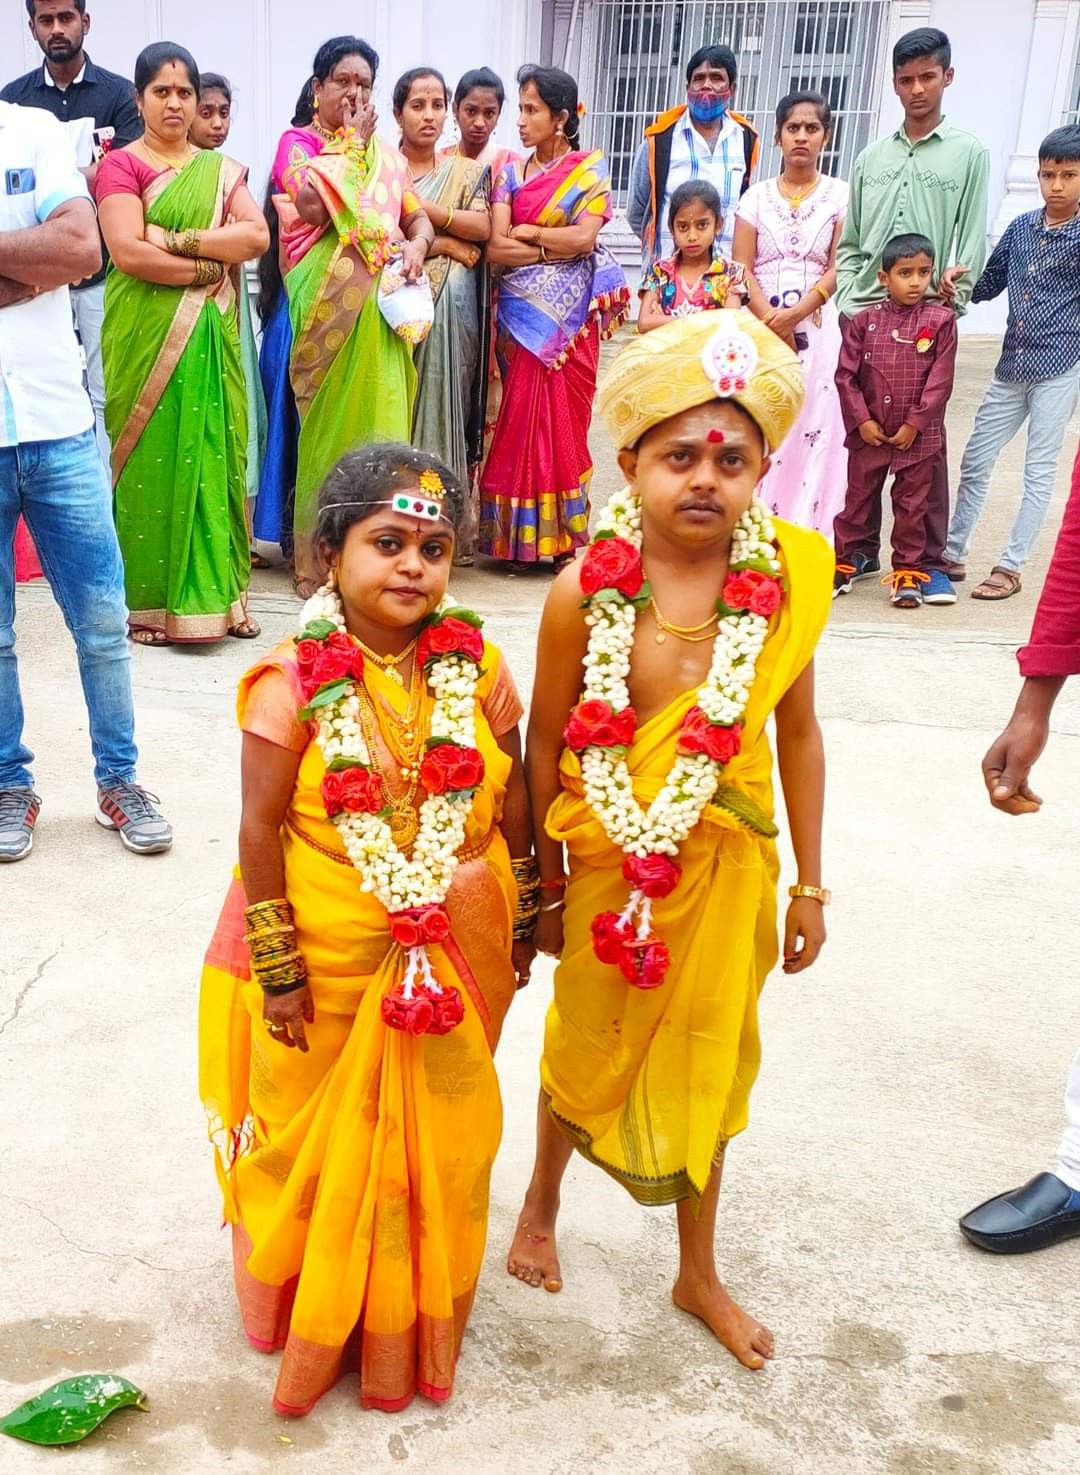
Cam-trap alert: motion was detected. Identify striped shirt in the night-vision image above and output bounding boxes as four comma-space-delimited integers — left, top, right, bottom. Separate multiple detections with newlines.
658, 114, 747, 260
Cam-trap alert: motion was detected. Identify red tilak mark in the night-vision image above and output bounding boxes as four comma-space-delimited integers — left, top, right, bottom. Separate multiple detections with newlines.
707, 429, 726, 443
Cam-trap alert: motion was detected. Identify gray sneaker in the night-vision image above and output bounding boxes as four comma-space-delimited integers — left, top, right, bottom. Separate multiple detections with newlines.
95, 781, 173, 855
0, 789, 42, 863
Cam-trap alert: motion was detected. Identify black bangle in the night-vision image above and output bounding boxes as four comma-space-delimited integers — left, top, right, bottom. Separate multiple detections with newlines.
261, 977, 308, 997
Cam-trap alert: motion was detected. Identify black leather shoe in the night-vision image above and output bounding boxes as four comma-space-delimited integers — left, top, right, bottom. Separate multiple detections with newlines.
960, 1172, 1080, 1254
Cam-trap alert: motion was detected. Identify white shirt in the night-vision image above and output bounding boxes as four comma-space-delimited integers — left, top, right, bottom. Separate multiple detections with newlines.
0, 101, 93, 446
659, 113, 748, 260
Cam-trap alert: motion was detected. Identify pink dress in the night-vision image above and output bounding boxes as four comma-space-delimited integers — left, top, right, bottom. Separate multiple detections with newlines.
736, 175, 848, 539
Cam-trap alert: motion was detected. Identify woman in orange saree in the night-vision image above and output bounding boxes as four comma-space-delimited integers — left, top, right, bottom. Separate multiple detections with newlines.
200, 444, 533, 1416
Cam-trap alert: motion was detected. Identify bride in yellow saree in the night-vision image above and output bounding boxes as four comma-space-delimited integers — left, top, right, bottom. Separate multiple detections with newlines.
200, 444, 533, 1415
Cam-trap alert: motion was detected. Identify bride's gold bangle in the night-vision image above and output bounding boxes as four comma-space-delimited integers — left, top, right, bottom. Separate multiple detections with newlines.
789, 884, 831, 905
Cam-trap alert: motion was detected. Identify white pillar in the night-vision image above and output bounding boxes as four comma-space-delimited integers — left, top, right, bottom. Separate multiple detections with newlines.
992, 0, 1080, 238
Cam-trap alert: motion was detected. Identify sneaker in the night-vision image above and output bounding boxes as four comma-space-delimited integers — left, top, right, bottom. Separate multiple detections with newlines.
884, 570, 929, 609
0, 788, 41, 863
96, 781, 173, 855
833, 552, 881, 598
923, 569, 959, 606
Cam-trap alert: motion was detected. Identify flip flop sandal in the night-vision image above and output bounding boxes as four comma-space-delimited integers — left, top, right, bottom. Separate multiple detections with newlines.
971, 568, 1021, 600
941, 560, 967, 582
228, 618, 262, 639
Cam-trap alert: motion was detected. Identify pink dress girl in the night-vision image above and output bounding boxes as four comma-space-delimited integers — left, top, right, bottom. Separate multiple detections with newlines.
736, 175, 848, 538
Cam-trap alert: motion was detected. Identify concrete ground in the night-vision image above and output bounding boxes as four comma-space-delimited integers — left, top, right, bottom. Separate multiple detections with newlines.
3, 338, 1079, 1474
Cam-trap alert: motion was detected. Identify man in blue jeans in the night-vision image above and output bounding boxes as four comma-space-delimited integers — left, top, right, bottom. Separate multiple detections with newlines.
0, 100, 171, 861
943, 125, 1080, 600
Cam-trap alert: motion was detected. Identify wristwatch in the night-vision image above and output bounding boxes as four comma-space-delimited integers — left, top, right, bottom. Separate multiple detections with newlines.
789, 884, 831, 905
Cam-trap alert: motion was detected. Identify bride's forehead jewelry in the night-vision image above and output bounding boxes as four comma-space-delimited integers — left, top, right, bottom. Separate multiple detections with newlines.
321, 470, 452, 527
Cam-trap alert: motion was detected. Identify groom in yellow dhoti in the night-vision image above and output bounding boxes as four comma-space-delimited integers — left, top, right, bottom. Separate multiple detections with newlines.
507, 309, 834, 1370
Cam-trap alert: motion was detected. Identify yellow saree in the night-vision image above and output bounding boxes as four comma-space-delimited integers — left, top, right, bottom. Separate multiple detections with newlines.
199, 639, 520, 1414
541, 520, 833, 1206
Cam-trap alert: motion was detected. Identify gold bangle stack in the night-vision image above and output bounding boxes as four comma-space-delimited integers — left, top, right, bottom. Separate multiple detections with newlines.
165, 226, 202, 257
511, 856, 540, 940
193, 257, 225, 287
244, 898, 308, 994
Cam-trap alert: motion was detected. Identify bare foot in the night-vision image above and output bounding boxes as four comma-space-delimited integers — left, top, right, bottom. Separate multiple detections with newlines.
672, 1275, 774, 1370
507, 1206, 563, 1292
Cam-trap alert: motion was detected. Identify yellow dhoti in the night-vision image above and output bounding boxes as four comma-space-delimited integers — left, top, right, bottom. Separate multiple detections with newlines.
541, 520, 833, 1205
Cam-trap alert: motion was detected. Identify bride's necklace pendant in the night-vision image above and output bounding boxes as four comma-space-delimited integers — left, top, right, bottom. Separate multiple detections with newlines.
389, 808, 420, 848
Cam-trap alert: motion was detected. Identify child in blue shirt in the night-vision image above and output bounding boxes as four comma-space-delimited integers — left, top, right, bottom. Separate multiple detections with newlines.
943, 125, 1080, 600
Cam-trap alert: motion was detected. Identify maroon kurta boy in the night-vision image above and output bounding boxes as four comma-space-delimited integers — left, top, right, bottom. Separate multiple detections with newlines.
834, 299, 957, 574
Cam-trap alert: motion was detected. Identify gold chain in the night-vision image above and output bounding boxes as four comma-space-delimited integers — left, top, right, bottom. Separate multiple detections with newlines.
139, 140, 196, 174
648, 596, 719, 646
354, 636, 418, 688
777, 173, 820, 210
354, 680, 422, 851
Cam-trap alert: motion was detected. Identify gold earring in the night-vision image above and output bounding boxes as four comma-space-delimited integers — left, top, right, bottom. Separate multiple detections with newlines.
313, 95, 320, 113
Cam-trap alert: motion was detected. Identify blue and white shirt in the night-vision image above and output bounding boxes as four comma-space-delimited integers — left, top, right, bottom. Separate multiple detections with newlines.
0, 101, 93, 447
973, 207, 1080, 383
657, 113, 748, 262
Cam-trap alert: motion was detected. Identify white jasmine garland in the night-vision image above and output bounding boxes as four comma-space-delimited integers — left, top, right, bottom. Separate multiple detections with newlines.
298, 588, 482, 913
579, 489, 780, 860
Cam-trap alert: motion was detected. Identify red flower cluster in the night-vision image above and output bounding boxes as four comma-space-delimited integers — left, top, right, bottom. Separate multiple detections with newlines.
580, 537, 644, 599
419, 744, 485, 795
381, 980, 464, 1036
623, 853, 681, 899
564, 699, 637, 753
418, 615, 484, 669
678, 708, 742, 765
590, 911, 671, 988
296, 629, 365, 696
388, 905, 451, 949
722, 569, 783, 618
321, 765, 383, 816
618, 938, 671, 989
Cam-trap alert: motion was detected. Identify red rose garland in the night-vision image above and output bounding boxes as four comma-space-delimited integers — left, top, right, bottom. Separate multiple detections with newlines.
295, 600, 488, 1036
568, 490, 784, 990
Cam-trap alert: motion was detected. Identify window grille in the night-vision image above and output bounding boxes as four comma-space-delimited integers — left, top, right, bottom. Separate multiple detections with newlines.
572, 0, 890, 207
1065, 35, 1080, 123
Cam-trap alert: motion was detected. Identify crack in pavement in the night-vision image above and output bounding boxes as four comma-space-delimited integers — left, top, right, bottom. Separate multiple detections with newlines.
0, 945, 61, 1040
2, 1194, 219, 1276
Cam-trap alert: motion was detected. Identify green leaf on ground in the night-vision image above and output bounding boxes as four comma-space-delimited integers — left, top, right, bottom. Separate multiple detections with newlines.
0, 1375, 147, 1446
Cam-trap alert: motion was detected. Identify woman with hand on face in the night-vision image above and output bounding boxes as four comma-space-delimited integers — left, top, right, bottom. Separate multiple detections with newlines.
96, 43, 270, 644
733, 91, 848, 537
189, 72, 269, 560
395, 67, 491, 561
270, 36, 435, 597
480, 66, 628, 571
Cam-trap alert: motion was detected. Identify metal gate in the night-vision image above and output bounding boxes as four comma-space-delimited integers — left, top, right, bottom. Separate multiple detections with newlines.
567, 1, 891, 208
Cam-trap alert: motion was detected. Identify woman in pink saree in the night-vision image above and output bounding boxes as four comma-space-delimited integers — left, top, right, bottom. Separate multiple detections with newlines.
481, 67, 627, 571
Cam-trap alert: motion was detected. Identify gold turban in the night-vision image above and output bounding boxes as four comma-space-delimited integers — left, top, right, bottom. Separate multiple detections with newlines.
597, 308, 805, 454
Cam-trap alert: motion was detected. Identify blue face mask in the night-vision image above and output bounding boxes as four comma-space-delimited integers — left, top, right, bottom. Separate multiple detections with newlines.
687, 89, 730, 124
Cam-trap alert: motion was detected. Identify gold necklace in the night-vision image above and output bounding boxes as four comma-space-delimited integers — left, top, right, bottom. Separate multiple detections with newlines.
355, 683, 422, 850
312, 119, 339, 145
649, 596, 719, 645
354, 636, 418, 688
139, 139, 195, 173
778, 173, 819, 210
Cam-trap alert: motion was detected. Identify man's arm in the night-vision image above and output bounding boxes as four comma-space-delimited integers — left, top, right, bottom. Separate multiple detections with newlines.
949, 144, 990, 313
0, 198, 100, 289
627, 140, 651, 239
984, 447, 1080, 813
834, 156, 863, 309
970, 221, 1011, 304
775, 660, 826, 974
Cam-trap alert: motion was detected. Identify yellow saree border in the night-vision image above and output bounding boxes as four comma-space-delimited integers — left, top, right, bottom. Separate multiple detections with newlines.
110, 156, 243, 486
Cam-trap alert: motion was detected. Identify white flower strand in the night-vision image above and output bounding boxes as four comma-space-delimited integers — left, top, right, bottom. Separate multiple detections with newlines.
579, 491, 778, 860
299, 590, 482, 912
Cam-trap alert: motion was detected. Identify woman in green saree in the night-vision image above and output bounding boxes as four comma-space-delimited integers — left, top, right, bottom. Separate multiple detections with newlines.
394, 68, 491, 560
96, 43, 269, 644
274, 36, 435, 596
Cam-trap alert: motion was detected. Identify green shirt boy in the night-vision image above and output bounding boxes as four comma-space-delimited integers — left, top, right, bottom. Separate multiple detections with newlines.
837, 28, 989, 318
